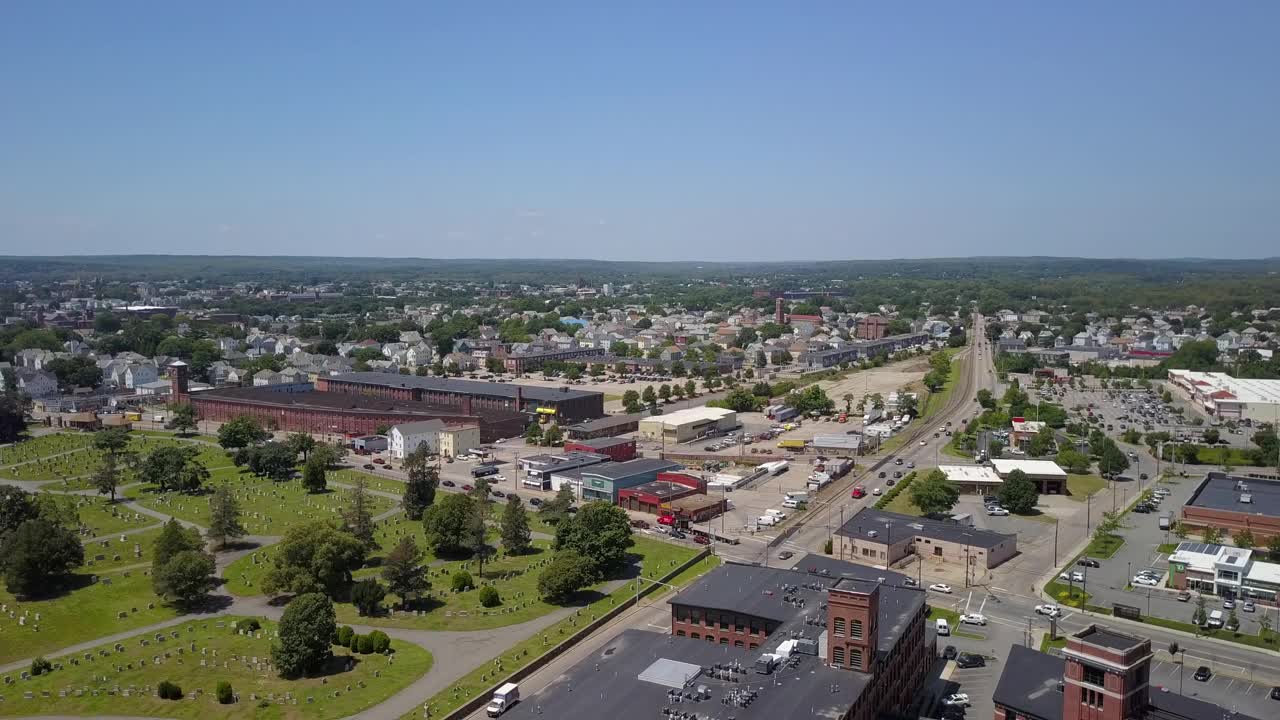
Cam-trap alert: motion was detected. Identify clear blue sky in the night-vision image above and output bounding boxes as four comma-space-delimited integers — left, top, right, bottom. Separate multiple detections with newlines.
1, 1, 1276, 260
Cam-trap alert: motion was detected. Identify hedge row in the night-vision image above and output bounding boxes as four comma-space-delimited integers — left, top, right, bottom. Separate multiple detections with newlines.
875, 471, 918, 509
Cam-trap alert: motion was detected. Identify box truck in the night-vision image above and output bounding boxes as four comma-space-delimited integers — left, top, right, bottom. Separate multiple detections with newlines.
1158, 512, 1172, 530
487, 683, 520, 716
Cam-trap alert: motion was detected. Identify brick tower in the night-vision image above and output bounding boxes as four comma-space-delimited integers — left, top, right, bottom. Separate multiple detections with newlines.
826, 579, 879, 672
775, 298, 785, 325
168, 360, 190, 404
1061, 626, 1152, 720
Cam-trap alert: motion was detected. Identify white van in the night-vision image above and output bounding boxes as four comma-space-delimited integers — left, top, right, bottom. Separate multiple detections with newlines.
756, 515, 778, 527
936, 618, 951, 636
782, 498, 803, 509
765, 508, 788, 520
1206, 610, 1224, 628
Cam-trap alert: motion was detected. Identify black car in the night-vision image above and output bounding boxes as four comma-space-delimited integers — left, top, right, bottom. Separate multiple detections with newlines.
491, 490, 505, 498
879, 471, 887, 478
529, 498, 542, 506
1132, 505, 1152, 514
941, 645, 958, 660
887, 479, 897, 486
441, 480, 456, 487
1269, 686, 1280, 700
955, 653, 985, 669
1193, 666, 1212, 682
1077, 558, 1101, 568
941, 707, 967, 720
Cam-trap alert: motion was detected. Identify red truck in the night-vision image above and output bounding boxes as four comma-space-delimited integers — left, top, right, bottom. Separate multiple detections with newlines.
851, 486, 866, 499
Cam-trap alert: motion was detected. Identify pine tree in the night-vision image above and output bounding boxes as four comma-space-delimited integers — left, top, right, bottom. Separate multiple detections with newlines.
207, 483, 246, 549
302, 456, 327, 494
381, 536, 429, 608
401, 447, 438, 520
500, 496, 532, 555
342, 476, 377, 548
468, 479, 493, 578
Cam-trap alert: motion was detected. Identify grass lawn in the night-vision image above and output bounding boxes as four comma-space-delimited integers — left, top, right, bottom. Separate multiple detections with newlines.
134, 471, 394, 536
882, 490, 923, 516
921, 353, 965, 420
1137, 615, 1279, 650
1083, 533, 1125, 558
1065, 474, 1106, 501
1043, 580, 1093, 609
5, 435, 231, 485
83, 526, 163, 573
38, 494, 160, 537
335, 535, 699, 633
0, 572, 181, 665
1040, 634, 1068, 653
0, 432, 95, 467
329, 469, 405, 495
1156, 543, 1179, 554
0, 616, 433, 720
404, 551, 720, 720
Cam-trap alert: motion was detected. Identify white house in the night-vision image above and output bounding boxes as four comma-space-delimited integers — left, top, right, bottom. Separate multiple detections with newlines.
16, 368, 58, 398
389, 420, 446, 459
123, 364, 159, 389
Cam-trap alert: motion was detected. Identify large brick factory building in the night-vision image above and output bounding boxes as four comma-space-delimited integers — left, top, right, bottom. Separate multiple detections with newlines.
314, 372, 605, 423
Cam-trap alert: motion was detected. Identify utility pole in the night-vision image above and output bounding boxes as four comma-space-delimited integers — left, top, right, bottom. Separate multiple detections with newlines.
1053, 518, 1059, 566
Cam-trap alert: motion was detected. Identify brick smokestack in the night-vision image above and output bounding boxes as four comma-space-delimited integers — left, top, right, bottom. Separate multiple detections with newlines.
169, 360, 190, 404
775, 298, 785, 325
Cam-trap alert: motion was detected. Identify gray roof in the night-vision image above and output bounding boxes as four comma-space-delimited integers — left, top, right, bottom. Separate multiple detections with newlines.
332, 371, 602, 403
565, 412, 646, 433
580, 457, 681, 481
1074, 625, 1144, 652
567, 435, 636, 450
391, 419, 446, 434
993, 645, 1066, 720
500, 629, 867, 720
1186, 472, 1280, 518
835, 507, 1016, 550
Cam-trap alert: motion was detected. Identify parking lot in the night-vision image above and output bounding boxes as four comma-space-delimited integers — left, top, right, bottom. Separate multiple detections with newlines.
1149, 654, 1280, 716
932, 613, 1026, 720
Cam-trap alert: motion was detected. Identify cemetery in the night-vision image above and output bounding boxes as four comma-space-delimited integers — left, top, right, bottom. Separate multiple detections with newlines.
0, 617, 432, 719
1, 434, 227, 485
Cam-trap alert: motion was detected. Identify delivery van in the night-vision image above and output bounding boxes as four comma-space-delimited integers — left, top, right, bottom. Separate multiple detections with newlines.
936, 618, 950, 636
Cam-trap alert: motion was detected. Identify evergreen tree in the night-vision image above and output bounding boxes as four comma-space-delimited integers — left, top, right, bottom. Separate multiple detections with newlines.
302, 455, 327, 494
468, 479, 493, 578
500, 496, 532, 555
207, 483, 246, 549
341, 476, 377, 548
381, 536, 429, 608
401, 446, 438, 520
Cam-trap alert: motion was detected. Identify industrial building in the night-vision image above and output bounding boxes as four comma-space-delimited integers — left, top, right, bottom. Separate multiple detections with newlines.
994, 626, 1261, 720
516, 451, 610, 490
190, 384, 524, 442
502, 346, 606, 374
638, 406, 738, 444
562, 435, 637, 462
1166, 369, 1280, 422
565, 457, 683, 502
940, 464, 1005, 494
1181, 472, 1280, 544
834, 508, 1018, 570
797, 332, 932, 369
564, 412, 645, 440
315, 372, 605, 423
504, 555, 933, 720
989, 458, 1068, 494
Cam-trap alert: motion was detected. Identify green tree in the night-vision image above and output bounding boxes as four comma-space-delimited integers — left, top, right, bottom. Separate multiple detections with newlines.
153, 518, 203, 571
0, 519, 84, 597
381, 536, 429, 608
302, 455, 328, 494
672, 384, 686, 400
1121, 428, 1143, 445
658, 384, 672, 402
553, 502, 634, 577
262, 522, 367, 597
621, 389, 641, 414
787, 385, 834, 415
310, 442, 343, 469
0, 486, 38, 541
138, 445, 209, 493
719, 387, 763, 413
1026, 430, 1056, 458
217, 415, 270, 451
286, 432, 318, 461
537, 549, 596, 603
272, 593, 337, 678
1055, 449, 1092, 474
93, 453, 122, 502
1268, 533, 1280, 561
350, 579, 386, 616
207, 482, 246, 549
401, 446, 438, 519
684, 379, 697, 396
909, 469, 960, 517
997, 469, 1040, 514
500, 495, 533, 555
1201, 526, 1223, 544
421, 493, 475, 555
467, 479, 493, 577
165, 404, 198, 434
1192, 594, 1207, 627
524, 421, 543, 443
236, 441, 297, 480
92, 427, 132, 457
341, 476, 377, 548
1098, 442, 1130, 476
539, 485, 576, 525
1233, 528, 1256, 549
153, 549, 216, 608
0, 394, 26, 444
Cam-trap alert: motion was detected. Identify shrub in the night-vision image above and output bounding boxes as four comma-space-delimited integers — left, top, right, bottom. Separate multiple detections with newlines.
478, 586, 501, 607
336, 625, 354, 647
369, 630, 391, 653
358, 633, 376, 654
240, 618, 261, 633
158, 680, 183, 700
823, 538, 833, 555
30, 657, 52, 676
216, 680, 235, 704
451, 570, 473, 592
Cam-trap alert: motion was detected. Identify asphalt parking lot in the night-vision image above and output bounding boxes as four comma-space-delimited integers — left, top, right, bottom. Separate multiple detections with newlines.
934, 618, 1024, 720
1149, 656, 1280, 716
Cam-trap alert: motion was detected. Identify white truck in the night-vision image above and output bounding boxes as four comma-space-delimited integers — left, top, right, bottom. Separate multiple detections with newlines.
784, 491, 810, 503
487, 682, 520, 717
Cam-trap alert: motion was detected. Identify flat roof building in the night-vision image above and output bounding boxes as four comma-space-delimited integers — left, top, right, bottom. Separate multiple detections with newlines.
563, 412, 645, 440
1167, 369, 1280, 421
638, 406, 738, 444
835, 507, 1018, 571
562, 436, 637, 462
990, 458, 1068, 494
940, 464, 1004, 494
577, 458, 684, 502
1182, 472, 1280, 544
315, 372, 605, 423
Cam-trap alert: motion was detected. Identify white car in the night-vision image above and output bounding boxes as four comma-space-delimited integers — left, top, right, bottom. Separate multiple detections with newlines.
987, 507, 1009, 516
492, 474, 507, 482
1035, 604, 1062, 617
942, 693, 971, 707
1132, 575, 1159, 587
960, 613, 986, 626
928, 583, 953, 594
919, 440, 928, 446
1059, 571, 1084, 583
872, 488, 883, 496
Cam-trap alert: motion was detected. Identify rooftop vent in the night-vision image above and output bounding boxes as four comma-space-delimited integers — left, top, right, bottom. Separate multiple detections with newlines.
1240, 493, 1253, 504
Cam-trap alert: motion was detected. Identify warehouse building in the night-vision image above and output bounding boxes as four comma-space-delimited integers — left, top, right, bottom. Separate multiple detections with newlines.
835, 507, 1018, 570
190, 384, 523, 442
315, 372, 605, 423
564, 412, 645, 440
1167, 369, 1280, 422
562, 435, 637, 462
797, 332, 932, 368
617, 471, 714, 517
516, 451, 610, 490
989, 458, 1068, 494
940, 464, 1004, 495
638, 406, 738, 444
1181, 472, 1280, 544
576, 457, 683, 502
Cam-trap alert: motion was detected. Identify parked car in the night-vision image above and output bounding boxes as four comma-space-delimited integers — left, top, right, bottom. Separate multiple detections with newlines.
777, 550, 794, 560
928, 583, 953, 594
1223, 599, 1236, 609
955, 653, 986, 669
669, 529, 686, 540
491, 490, 505, 498
1243, 601, 1256, 613
529, 498, 542, 507
886, 478, 897, 486
959, 613, 986, 626
362, 464, 375, 470
1177, 591, 1192, 602
442, 480, 456, 487
879, 471, 887, 478
1077, 558, 1101, 568
941, 645, 958, 660
461, 484, 474, 492
693, 535, 710, 545
1035, 604, 1062, 617
1132, 576, 1159, 587
873, 488, 883, 496
987, 507, 1009, 516
942, 693, 971, 707
1269, 686, 1280, 700
1193, 666, 1212, 682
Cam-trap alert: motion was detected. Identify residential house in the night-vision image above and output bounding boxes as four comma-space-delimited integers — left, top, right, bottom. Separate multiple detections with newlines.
16, 368, 58, 398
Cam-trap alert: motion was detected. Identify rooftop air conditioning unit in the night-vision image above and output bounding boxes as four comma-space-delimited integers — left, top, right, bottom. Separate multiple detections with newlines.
1240, 494, 1253, 504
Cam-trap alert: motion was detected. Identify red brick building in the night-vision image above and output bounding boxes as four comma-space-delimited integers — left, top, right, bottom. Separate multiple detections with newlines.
856, 315, 889, 340
562, 436, 637, 462
315, 372, 605, 423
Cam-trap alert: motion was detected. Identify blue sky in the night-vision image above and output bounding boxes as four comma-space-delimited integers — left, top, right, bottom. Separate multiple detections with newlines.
1, 1, 1276, 260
